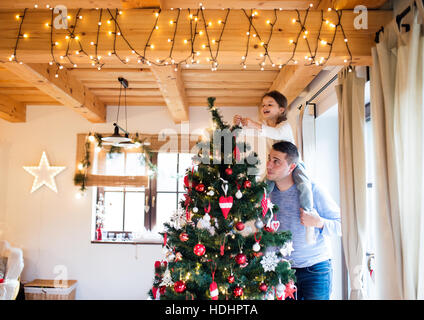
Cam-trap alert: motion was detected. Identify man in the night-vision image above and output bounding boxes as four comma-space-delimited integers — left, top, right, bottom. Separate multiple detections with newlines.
266, 141, 342, 300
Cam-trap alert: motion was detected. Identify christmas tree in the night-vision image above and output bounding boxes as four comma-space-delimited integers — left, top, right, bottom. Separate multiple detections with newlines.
149, 97, 296, 300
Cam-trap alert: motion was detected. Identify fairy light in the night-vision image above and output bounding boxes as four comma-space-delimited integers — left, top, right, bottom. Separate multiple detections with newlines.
9, 6, 354, 72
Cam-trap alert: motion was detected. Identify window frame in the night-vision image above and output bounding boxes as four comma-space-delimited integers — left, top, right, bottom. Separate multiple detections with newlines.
91, 150, 194, 245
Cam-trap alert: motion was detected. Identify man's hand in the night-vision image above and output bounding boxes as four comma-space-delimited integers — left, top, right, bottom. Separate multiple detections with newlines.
300, 208, 324, 229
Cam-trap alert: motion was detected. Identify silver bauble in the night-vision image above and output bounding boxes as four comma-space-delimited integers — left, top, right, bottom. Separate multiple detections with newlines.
255, 219, 264, 229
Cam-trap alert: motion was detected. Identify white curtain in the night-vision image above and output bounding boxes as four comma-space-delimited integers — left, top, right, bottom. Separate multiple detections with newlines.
370, 4, 424, 300
335, 67, 367, 300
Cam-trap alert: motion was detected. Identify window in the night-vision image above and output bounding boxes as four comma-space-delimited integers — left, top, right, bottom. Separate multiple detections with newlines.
364, 80, 377, 298
93, 150, 194, 244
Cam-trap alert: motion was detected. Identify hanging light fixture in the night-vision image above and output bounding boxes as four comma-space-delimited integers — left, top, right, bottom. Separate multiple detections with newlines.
101, 77, 135, 147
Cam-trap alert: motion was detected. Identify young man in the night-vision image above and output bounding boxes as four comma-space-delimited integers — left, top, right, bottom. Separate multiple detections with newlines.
266, 141, 342, 300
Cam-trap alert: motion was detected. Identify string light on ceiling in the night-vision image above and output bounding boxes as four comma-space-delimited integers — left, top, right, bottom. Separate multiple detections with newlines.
9, 5, 353, 73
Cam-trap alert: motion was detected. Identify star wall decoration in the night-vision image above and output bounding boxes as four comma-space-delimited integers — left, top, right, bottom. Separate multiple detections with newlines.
23, 151, 66, 193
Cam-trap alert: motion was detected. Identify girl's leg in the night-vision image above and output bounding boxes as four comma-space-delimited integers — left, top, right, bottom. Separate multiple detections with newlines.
292, 162, 313, 212
293, 162, 316, 244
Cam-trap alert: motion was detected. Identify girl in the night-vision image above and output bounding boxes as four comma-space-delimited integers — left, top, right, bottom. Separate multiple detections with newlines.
233, 90, 316, 244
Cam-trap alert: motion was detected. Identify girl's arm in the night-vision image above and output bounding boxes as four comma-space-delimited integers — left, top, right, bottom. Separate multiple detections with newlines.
242, 118, 295, 144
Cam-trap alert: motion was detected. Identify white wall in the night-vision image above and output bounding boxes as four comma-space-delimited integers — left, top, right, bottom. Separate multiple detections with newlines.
0, 104, 259, 299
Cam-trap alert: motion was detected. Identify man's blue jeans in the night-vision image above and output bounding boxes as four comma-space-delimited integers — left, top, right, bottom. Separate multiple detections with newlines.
292, 259, 333, 300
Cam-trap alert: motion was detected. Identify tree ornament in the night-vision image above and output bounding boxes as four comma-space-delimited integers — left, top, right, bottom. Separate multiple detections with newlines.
279, 241, 294, 257
152, 286, 160, 300
235, 221, 245, 231
160, 267, 174, 287
174, 280, 186, 293
259, 283, 268, 292
175, 252, 183, 262
255, 218, 264, 229
170, 209, 186, 230
183, 174, 190, 188
233, 286, 243, 297
227, 274, 235, 284
235, 189, 243, 199
193, 206, 199, 213
219, 181, 233, 219
261, 191, 269, 217
196, 213, 216, 236
260, 251, 280, 272
195, 183, 205, 192
159, 286, 166, 295
243, 179, 251, 188
234, 181, 242, 199
194, 243, 206, 256
233, 145, 241, 162
265, 290, 275, 300
285, 281, 297, 300
207, 190, 215, 196
179, 232, 189, 242
209, 281, 219, 300
225, 167, 233, 175
276, 279, 286, 300
253, 233, 261, 252
209, 262, 218, 300
235, 252, 247, 265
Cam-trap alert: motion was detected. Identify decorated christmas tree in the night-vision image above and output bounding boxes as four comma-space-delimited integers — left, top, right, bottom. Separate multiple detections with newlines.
149, 97, 296, 300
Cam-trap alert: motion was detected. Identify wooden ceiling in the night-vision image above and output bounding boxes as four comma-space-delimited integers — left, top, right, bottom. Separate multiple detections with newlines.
0, 0, 392, 124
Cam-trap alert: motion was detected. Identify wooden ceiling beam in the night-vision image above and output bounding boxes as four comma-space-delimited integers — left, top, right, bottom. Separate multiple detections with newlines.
150, 65, 189, 123
269, 64, 323, 106
0, 93, 26, 122
318, 0, 389, 10
1, 62, 106, 122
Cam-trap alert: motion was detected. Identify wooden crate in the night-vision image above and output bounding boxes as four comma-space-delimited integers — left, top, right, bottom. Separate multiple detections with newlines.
24, 279, 77, 300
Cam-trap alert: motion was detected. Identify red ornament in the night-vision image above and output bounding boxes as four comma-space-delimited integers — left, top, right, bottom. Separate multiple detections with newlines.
179, 232, 189, 242
264, 226, 275, 233
243, 180, 251, 188
227, 274, 235, 284
152, 286, 159, 299
159, 286, 166, 295
219, 195, 233, 219
259, 283, 268, 292
235, 252, 247, 265
184, 174, 190, 188
261, 193, 268, 217
233, 286, 243, 297
194, 243, 206, 256
96, 227, 102, 240
225, 167, 233, 175
233, 146, 241, 162
209, 281, 219, 300
285, 281, 297, 300
174, 280, 187, 293
235, 221, 245, 231
195, 183, 205, 192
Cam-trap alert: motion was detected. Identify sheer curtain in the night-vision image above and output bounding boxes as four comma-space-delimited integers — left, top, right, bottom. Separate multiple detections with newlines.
335, 67, 367, 299
370, 3, 424, 299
